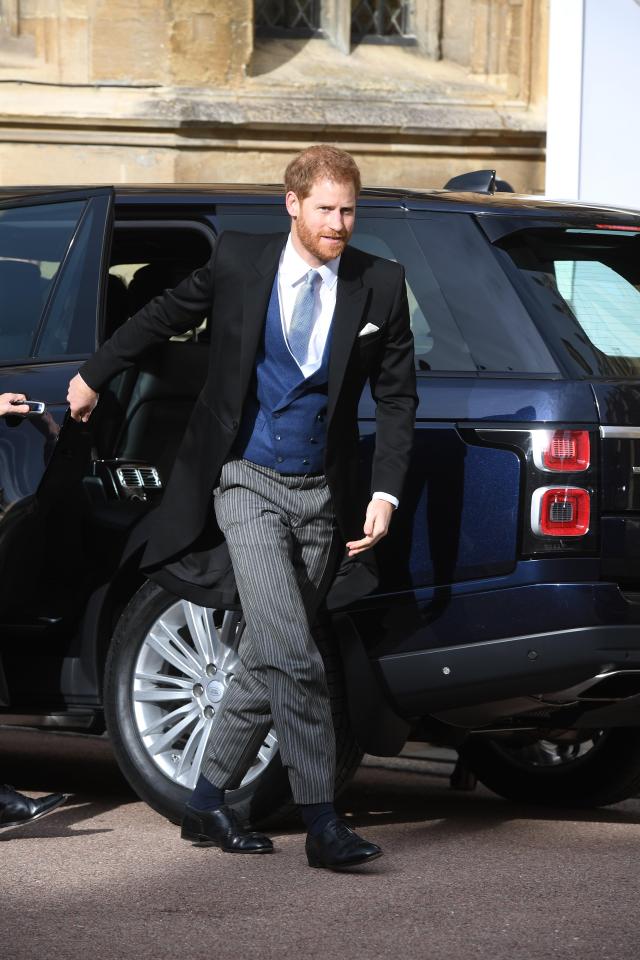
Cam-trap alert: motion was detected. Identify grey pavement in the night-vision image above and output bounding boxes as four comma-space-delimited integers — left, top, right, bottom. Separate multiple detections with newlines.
1, 727, 640, 960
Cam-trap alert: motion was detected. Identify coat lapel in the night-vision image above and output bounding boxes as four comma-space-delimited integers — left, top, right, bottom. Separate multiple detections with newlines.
238, 236, 367, 422
327, 247, 368, 423
239, 234, 287, 400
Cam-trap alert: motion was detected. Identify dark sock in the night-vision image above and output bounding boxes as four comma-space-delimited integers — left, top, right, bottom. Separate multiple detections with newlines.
189, 774, 225, 811
300, 802, 336, 836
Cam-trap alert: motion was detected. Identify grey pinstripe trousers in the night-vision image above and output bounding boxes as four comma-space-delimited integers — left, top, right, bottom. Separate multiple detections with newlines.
201, 458, 338, 804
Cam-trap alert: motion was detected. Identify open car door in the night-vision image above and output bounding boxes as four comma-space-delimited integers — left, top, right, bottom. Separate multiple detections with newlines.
0, 187, 113, 710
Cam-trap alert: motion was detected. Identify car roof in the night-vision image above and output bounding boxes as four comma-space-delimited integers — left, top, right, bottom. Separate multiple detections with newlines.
1, 183, 639, 224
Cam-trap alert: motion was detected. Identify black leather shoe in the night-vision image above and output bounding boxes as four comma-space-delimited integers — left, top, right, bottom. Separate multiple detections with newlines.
181, 803, 274, 853
306, 818, 383, 870
0, 785, 66, 830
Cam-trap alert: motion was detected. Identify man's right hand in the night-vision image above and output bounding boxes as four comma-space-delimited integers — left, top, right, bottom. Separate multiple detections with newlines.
67, 373, 99, 423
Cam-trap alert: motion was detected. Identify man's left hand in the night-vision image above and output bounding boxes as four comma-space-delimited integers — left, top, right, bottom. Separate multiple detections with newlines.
346, 499, 394, 557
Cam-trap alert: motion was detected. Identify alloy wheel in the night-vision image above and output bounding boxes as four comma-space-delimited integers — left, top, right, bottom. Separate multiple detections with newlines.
131, 600, 277, 789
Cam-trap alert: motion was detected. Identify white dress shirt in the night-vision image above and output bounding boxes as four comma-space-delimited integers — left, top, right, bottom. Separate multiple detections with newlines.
277, 235, 399, 510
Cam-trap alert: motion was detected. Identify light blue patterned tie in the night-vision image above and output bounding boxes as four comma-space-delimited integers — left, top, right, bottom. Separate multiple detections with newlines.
288, 269, 320, 366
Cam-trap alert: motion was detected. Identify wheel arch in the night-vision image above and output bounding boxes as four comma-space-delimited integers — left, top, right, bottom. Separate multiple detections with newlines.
74, 543, 147, 702
332, 612, 410, 757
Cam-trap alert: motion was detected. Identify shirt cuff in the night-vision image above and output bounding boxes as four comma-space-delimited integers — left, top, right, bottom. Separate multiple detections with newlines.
372, 491, 399, 509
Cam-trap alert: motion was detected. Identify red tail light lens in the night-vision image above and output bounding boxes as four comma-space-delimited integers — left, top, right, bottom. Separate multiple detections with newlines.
532, 430, 590, 472
595, 224, 640, 232
531, 486, 590, 537
531, 487, 591, 537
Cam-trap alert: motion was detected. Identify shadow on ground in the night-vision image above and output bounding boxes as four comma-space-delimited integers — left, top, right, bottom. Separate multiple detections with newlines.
0, 727, 133, 797
2, 727, 639, 840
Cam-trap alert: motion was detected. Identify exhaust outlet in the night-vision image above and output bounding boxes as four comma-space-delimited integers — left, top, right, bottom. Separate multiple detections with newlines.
575, 670, 640, 702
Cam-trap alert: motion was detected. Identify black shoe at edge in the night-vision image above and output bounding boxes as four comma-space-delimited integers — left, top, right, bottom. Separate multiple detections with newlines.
305, 818, 383, 870
0, 786, 67, 831
181, 803, 274, 853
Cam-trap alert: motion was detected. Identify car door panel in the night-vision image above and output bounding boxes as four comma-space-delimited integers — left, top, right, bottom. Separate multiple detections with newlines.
0, 190, 113, 708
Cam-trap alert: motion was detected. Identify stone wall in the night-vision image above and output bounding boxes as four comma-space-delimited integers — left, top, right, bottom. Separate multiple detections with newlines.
0, 0, 548, 192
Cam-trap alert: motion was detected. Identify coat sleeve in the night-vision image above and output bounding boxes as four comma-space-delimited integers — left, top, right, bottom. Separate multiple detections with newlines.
79, 237, 220, 392
368, 264, 418, 501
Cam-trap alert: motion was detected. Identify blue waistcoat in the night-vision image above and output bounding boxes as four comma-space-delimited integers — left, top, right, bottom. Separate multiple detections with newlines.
233, 275, 333, 474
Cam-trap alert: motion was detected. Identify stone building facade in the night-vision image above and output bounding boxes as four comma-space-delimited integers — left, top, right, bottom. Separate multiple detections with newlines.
0, 1, 548, 191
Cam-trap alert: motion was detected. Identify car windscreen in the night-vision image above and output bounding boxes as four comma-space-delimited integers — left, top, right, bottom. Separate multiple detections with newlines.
493, 225, 640, 378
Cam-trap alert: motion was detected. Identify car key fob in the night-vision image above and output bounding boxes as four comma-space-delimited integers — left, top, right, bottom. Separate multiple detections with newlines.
10, 399, 45, 414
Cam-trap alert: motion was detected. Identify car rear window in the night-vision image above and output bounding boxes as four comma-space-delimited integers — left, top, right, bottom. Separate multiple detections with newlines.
495, 226, 640, 378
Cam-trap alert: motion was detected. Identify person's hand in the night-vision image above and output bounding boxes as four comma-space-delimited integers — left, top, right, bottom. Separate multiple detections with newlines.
0, 392, 29, 416
346, 498, 394, 558
67, 373, 98, 423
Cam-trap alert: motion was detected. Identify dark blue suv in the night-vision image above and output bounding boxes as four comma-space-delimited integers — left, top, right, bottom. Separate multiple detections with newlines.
2, 178, 640, 824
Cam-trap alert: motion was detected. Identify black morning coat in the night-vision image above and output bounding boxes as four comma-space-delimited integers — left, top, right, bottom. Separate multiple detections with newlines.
80, 231, 418, 610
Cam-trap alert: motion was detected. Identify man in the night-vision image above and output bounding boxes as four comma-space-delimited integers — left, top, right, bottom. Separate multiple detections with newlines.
68, 146, 417, 870
0, 394, 67, 833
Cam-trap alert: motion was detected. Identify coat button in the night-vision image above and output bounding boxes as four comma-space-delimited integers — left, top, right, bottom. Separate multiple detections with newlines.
277, 456, 284, 463
302, 459, 310, 466
232, 420, 238, 429
275, 435, 281, 441
316, 414, 323, 422
309, 437, 317, 444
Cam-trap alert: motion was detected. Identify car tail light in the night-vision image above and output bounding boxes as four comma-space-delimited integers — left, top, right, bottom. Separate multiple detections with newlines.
532, 430, 590, 472
595, 224, 640, 232
531, 487, 590, 537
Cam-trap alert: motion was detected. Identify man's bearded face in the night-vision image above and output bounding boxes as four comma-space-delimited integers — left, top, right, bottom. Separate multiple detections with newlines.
287, 178, 356, 265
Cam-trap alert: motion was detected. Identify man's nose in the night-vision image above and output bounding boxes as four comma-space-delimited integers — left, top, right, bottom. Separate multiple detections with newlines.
327, 210, 344, 231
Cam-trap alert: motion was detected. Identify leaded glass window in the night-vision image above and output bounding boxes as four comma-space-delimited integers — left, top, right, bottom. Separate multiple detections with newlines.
351, 0, 413, 42
255, 0, 321, 37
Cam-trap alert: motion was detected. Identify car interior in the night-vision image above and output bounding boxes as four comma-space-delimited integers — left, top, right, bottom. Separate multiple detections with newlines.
90, 222, 214, 506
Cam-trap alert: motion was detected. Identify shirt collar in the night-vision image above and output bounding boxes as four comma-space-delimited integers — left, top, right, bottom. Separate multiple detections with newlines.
280, 234, 340, 291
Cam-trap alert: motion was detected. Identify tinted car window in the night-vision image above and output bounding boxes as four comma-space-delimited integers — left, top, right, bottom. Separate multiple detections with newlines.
496, 227, 640, 378
215, 206, 476, 371
410, 215, 560, 375
348, 217, 476, 372
0, 200, 85, 362
36, 200, 108, 358
215, 205, 561, 375
214, 206, 290, 235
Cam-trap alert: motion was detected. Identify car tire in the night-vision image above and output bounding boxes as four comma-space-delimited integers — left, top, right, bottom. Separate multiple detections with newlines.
460, 728, 640, 807
104, 580, 362, 826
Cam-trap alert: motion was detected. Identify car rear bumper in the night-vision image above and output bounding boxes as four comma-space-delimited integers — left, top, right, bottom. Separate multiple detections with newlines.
378, 622, 640, 716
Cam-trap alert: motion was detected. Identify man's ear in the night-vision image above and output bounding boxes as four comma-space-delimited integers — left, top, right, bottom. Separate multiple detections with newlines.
285, 190, 300, 219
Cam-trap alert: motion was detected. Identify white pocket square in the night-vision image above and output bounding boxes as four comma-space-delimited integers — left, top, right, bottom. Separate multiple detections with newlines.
358, 323, 380, 338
